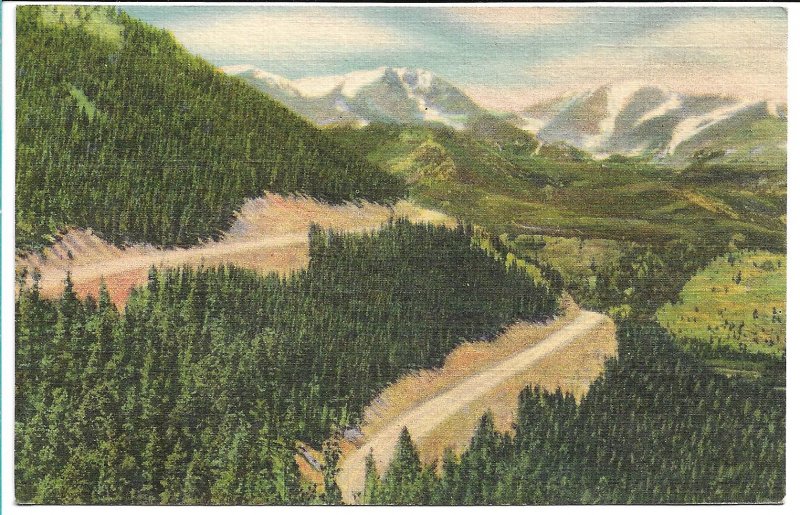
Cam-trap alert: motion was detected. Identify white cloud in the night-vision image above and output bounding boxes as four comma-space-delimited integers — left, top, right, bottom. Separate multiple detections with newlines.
169, 9, 415, 60
527, 14, 787, 103
444, 6, 580, 34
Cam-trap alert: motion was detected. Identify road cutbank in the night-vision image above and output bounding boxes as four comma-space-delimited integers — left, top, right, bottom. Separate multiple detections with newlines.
337, 309, 614, 503
15, 194, 453, 306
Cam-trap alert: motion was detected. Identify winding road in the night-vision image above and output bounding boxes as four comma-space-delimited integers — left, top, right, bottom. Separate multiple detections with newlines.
337, 310, 607, 503
16, 195, 453, 306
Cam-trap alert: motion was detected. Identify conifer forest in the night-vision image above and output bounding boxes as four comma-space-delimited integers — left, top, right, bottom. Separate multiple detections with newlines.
16, 6, 405, 250
11, 4, 786, 507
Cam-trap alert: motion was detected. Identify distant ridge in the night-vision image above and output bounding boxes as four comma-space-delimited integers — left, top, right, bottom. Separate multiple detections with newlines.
223, 65, 491, 129
228, 63, 786, 166
517, 83, 786, 164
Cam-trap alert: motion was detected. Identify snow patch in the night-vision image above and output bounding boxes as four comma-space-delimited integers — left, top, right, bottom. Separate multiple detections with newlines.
600, 83, 645, 134
396, 67, 435, 91
221, 64, 257, 75
636, 93, 682, 126
291, 75, 343, 98
333, 98, 351, 113
291, 67, 387, 98
582, 83, 644, 152
339, 68, 388, 98
221, 65, 297, 94
518, 117, 548, 134
665, 101, 755, 154
251, 70, 293, 86
389, 68, 462, 129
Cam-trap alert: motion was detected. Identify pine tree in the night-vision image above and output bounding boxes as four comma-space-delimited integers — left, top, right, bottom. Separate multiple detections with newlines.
361, 450, 380, 504
322, 440, 342, 505
382, 427, 422, 504
15, 221, 559, 504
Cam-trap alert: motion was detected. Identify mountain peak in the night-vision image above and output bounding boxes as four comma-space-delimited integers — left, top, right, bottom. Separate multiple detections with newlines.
292, 67, 389, 98
224, 65, 487, 129
221, 65, 784, 165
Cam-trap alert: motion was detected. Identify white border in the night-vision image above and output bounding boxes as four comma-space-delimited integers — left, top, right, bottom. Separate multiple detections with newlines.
2, 2, 797, 514
2, 1, 17, 513
785, 2, 798, 512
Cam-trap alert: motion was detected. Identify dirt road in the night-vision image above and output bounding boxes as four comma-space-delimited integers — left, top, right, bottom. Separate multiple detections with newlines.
16, 195, 453, 305
23, 232, 313, 306
337, 310, 607, 503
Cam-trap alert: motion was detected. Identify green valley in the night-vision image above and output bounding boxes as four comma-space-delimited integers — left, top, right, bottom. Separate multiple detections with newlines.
657, 250, 785, 379
330, 123, 785, 250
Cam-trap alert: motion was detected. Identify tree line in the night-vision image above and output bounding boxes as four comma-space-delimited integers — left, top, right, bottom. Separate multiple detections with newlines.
551, 237, 785, 384
364, 321, 785, 504
16, 6, 405, 250
15, 220, 559, 504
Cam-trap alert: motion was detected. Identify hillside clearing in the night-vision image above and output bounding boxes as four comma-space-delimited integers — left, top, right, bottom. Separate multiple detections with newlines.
657, 249, 785, 357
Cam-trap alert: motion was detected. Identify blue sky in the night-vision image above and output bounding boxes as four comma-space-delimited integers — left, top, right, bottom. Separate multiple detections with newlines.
125, 5, 787, 110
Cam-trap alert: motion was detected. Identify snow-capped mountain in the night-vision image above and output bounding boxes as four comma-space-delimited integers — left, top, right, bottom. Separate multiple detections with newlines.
225, 65, 785, 165
223, 65, 490, 129
517, 83, 787, 164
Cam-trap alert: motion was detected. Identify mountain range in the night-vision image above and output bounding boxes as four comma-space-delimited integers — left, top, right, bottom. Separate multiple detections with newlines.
517, 83, 787, 164
224, 65, 787, 166
223, 65, 489, 130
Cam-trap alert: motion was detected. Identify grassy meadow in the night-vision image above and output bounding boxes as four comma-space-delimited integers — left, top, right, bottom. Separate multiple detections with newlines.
656, 250, 785, 377
508, 234, 627, 289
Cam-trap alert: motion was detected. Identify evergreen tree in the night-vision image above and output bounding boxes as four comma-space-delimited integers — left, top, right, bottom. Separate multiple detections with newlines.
322, 441, 342, 505
15, 221, 557, 504
361, 450, 380, 505
381, 427, 422, 505
368, 322, 785, 505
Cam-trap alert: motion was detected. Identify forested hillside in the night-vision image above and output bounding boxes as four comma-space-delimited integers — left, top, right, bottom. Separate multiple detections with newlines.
15, 220, 558, 504
364, 322, 785, 504
16, 6, 405, 250
358, 223, 784, 504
